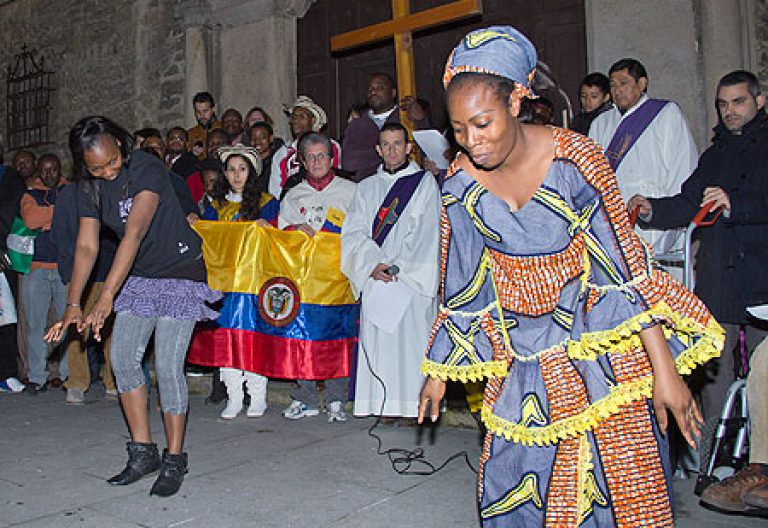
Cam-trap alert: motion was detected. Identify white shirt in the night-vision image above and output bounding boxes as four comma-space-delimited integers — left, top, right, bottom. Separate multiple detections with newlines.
368, 106, 397, 129
278, 176, 356, 232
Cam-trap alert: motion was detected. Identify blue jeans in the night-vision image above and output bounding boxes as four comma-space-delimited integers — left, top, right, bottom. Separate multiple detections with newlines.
21, 268, 67, 385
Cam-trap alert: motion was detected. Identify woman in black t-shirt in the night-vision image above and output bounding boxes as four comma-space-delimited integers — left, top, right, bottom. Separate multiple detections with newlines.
46, 116, 220, 498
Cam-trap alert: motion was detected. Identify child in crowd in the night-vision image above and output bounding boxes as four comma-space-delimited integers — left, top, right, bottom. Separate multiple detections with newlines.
199, 145, 278, 419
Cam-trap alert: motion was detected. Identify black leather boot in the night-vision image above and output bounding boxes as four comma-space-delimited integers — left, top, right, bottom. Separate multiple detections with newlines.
149, 449, 188, 497
107, 441, 160, 485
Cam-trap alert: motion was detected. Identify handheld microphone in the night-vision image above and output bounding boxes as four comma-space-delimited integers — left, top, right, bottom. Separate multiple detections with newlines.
386, 264, 400, 276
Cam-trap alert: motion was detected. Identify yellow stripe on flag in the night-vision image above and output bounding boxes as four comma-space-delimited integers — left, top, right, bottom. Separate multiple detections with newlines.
193, 221, 355, 306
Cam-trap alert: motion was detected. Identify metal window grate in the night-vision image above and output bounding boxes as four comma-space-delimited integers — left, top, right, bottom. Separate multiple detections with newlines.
6, 45, 54, 150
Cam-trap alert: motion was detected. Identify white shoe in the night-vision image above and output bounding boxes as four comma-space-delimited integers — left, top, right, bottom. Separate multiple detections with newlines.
327, 401, 346, 422
282, 400, 319, 420
0, 377, 25, 393
220, 398, 243, 419
66, 388, 86, 405
220, 368, 244, 419
244, 372, 268, 418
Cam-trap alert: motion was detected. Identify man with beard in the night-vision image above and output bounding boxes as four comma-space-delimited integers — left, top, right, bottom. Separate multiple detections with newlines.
342, 73, 432, 182
187, 91, 222, 160
628, 71, 768, 514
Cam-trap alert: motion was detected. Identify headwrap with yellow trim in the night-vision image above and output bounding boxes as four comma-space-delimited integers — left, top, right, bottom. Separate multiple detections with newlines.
443, 26, 537, 99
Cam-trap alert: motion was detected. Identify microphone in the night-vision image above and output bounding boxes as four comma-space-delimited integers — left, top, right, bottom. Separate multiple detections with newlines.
386, 264, 400, 276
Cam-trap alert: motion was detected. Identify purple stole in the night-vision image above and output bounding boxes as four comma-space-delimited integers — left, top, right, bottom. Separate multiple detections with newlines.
605, 98, 668, 171
371, 170, 426, 247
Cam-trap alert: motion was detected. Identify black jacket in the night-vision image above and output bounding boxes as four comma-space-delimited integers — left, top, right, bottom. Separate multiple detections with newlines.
170, 151, 199, 179
571, 101, 612, 136
642, 111, 768, 323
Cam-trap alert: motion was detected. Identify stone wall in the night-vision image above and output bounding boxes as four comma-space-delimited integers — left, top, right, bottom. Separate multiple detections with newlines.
0, 0, 185, 166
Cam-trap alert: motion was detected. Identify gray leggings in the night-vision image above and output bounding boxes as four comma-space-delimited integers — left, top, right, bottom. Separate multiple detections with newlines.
110, 311, 195, 415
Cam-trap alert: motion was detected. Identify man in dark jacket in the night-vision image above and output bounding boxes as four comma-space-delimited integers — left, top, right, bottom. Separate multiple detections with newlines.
628, 70, 768, 513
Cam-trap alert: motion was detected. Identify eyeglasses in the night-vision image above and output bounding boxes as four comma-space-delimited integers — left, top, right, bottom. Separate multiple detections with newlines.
304, 153, 330, 163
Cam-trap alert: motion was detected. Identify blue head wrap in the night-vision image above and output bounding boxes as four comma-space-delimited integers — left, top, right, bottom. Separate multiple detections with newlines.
443, 26, 537, 96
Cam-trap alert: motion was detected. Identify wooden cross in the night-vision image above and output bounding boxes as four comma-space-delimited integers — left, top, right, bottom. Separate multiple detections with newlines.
331, 0, 483, 133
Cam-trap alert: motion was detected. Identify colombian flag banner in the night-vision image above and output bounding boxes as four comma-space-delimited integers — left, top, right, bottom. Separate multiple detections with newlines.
187, 221, 359, 380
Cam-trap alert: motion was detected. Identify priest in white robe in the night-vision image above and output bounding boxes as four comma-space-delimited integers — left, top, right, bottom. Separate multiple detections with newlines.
341, 123, 441, 418
590, 59, 698, 268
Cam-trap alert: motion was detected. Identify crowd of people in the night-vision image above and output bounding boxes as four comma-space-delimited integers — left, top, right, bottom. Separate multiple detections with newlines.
0, 24, 766, 521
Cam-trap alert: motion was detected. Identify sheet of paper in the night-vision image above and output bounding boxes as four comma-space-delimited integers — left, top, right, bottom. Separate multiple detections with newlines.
413, 130, 450, 170
747, 305, 768, 322
362, 279, 414, 334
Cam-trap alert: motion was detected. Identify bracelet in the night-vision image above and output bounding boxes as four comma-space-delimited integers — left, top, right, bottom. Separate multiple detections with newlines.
66, 303, 81, 308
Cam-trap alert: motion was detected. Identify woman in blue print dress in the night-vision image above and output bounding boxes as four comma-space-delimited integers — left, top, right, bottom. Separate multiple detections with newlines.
417, 27, 724, 527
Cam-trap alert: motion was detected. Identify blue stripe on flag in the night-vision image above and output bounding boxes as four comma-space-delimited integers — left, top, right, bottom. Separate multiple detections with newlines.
215, 292, 359, 341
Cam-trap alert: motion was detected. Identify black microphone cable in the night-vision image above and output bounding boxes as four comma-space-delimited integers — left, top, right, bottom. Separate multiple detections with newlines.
358, 337, 477, 476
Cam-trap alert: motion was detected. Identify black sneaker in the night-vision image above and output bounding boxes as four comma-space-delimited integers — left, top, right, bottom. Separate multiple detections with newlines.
24, 382, 47, 395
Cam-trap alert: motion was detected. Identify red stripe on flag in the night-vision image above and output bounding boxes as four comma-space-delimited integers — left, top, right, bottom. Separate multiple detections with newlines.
188, 328, 355, 380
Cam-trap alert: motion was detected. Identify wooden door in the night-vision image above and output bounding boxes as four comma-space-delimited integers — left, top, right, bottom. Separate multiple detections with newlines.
298, 0, 586, 139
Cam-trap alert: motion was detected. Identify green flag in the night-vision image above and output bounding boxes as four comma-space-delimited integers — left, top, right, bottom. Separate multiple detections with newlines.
6, 216, 39, 274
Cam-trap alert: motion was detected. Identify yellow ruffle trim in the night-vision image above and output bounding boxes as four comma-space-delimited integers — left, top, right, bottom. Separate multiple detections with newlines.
421, 358, 508, 383
482, 377, 653, 446
480, 336, 722, 447
569, 301, 725, 373
423, 301, 723, 382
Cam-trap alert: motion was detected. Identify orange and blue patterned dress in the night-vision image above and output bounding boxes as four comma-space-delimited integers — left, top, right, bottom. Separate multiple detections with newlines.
423, 127, 723, 527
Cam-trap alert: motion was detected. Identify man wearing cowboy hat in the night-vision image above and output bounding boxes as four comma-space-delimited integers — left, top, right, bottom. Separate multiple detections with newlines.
268, 96, 341, 200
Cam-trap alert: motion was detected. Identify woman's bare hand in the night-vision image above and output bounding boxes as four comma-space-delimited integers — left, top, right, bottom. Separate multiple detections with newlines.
83, 293, 114, 342
653, 369, 702, 448
45, 305, 83, 343
418, 377, 447, 424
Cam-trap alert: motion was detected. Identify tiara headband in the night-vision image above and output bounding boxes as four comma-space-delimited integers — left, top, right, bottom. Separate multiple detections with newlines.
217, 145, 263, 175
443, 26, 537, 99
